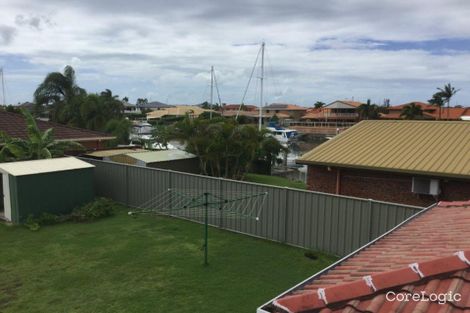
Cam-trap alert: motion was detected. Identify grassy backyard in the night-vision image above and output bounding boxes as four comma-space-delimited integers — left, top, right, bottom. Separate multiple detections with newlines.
244, 173, 307, 189
0, 209, 335, 313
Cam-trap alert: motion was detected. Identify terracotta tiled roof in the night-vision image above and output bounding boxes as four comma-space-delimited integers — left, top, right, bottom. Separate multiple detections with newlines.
339, 100, 363, 108
268, 200, 470, 313
265, 103, 308, 111
0, 110, 114, 141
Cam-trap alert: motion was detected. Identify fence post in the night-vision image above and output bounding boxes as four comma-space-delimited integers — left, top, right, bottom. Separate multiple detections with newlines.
368, 199, 374, 241
283, 187, 289, 243
125, 165, 130, 206
218, 178, 223, 229
168, 170, 173, 216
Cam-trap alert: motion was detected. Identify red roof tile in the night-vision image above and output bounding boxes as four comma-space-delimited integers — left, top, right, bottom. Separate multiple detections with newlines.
268, 200, 470, 313
0, 110, 114, 142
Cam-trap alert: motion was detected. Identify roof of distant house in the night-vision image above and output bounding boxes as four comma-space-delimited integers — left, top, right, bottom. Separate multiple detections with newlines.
268, 200, 470, 313
126, 150, 196, 163
297, 120, 470, 179
322, 100, 363, 109
84, 148, 146, 158
223, 104, 258, 111
222, 110, 290, 119
137, 101, 175, 109
146, 105, 212, 119
0, 110, 115, 142
384, 102, 470, 120
264, 103, 308, 111
0, 157, 94, 176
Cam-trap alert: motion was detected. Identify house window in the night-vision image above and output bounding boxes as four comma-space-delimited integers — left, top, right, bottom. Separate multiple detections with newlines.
412, 177, 440, 195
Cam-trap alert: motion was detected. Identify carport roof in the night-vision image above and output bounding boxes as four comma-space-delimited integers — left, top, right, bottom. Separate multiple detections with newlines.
0, 157, 94, 176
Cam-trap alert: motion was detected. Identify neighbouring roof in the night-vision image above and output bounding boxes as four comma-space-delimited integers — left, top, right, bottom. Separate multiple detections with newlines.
0, 157, 94, 176
146, 106, 211, 119
126, 150, 196, 163
0, 110, 115, 142
324, 100, 362, 109
268, 200, 470, 313
223, 104, 258, 111
384, 103, 470, 120
84, 149, 145, 158
222, 110, 290, 119
297, 120, 470, 179
137, 101, 174, 109
264, 103, 308, 111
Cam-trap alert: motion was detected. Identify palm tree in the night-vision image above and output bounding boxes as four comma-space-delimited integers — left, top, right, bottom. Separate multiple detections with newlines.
428, 92, 444, 120
34, 65, 86, 122
437, 83, 460, 120
0, 110, 83, 162
357, 99, 382, 120
400, 102, 423, 120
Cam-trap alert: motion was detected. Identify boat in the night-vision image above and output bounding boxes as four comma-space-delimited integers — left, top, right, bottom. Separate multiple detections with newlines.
266, 122, 298, 144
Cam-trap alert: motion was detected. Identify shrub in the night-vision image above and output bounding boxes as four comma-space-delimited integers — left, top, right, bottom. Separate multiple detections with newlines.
70, 197, 116, 222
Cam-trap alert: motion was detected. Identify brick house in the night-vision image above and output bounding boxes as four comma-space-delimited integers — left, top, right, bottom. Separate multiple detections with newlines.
0, 110, 115, 152
297, 120, 470, 206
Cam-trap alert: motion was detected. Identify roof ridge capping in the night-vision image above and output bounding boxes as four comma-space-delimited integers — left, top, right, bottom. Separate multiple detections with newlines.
273, 250, 470, 313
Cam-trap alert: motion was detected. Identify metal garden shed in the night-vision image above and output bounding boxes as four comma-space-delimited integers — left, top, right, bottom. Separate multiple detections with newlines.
0, 157, 95, 223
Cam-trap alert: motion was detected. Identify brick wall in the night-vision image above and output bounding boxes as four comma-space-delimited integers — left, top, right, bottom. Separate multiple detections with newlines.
307, 165, 470, 207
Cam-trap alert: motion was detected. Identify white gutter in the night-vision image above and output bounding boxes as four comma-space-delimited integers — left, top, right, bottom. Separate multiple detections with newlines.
256, 202, 438, 313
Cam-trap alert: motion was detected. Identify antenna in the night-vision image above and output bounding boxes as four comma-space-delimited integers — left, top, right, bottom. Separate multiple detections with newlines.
0, 68, 5, 106
259, 42, 265, 131
210, 65, 214, 119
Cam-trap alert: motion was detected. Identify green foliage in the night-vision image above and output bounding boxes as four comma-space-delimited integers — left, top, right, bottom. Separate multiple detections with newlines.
70, 198, 116, 222
0, 109, 84, 162
357, 99, 385, 120
314, 101, 325, 109
104, 118, 132, 147
170, 116, 285, 178
33, 66, 126, 135
24, 215, 41, 231
400, 102, 424, 120
21, 198, 117, 231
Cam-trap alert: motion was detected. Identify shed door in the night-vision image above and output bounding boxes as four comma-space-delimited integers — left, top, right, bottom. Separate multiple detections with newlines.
1, 173, 11, 222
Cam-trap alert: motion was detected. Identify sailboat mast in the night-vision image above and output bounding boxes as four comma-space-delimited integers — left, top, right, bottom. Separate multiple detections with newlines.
259, 42, 265, 131
0, 68, 5, 106
210, 65, 214, 119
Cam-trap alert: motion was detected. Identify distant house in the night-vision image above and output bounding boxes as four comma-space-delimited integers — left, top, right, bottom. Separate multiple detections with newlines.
137, 101, 175, 111
301, 100, 361, 123
0, 110, 115, 151
381, 101, 470, 120
263, 103, 308, 119
222, 104, 258, 112
297, 120, 470, 206
146, 105, 212, 120
262, 200, 470, 313
122, 102, 142, 115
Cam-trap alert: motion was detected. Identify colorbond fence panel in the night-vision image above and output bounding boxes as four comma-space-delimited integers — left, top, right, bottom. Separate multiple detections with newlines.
84, 158, 423, 256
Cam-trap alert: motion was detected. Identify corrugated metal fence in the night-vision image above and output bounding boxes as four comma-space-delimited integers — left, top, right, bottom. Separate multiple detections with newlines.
84, 158, 423, 256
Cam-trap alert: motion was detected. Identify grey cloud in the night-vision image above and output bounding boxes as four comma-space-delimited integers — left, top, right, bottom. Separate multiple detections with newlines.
0, 25, 16, 45
15, 14, 52, 30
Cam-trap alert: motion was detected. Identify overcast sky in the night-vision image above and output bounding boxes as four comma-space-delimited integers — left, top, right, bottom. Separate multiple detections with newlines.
1, 0, 470, 106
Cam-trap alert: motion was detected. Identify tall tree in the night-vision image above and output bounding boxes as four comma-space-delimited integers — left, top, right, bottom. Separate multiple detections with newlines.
437, 83, 460, 120
0, 110, 83, 162
314, 101, 325, 109
357, 99, 382, 120
34, 65, 86, 122
400, 102, 423, 120
428, 92, 445, 120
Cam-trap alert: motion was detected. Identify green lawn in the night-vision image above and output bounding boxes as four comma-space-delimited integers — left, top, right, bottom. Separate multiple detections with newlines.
0, 209, 335, 313
244, 173, 307, 189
